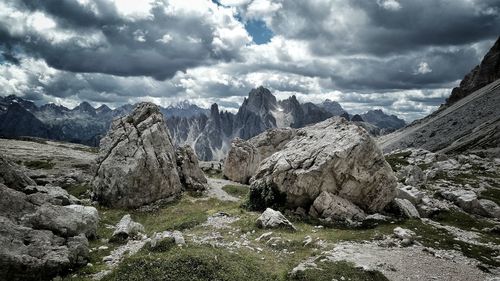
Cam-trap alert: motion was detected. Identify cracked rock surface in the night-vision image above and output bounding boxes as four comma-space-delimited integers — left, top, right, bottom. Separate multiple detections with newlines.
249, 117, 397, 214
92, 102, 182, 208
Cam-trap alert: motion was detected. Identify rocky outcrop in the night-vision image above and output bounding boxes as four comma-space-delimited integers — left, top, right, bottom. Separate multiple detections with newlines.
248, 117, 397, 219
224, 127, 296, 184
175, 145, 207, 191
0, 157, 98, 281
446, 37, 500, 106
0, 155, 36, 191
92, 102, 182, 208
255, 208, 296, 230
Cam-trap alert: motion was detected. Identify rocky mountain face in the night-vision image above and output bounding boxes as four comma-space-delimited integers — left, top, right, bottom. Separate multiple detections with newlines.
446, 37, 500, 106
0, 87, 405, 161
379, 39, 500, 157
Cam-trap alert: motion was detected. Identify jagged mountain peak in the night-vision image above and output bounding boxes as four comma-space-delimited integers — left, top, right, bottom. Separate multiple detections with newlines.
245, 86, 277, 112
319, 99, 346, 116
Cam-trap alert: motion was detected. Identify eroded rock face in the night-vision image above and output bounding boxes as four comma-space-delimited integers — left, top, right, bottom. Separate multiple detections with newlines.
224, 128, 296, 184
0, 155, 36, 191
92, 102, 182, 208
249, 118, 397, 215
175, 145, 207, 191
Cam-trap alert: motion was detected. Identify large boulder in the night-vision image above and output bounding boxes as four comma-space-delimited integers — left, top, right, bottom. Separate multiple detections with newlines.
248, 117, 397, 215
0, 155, 36, 191
92, 102, 182, 208
223, 138, 260, 184
175, 145, 207, 192
224, 128, 296, 184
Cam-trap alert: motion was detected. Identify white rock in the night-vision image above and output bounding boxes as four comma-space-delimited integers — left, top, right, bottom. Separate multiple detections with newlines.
111, 214, 144, 241
249, 118, 397, 213
256, 208, 296, 230
396, 184, 425, 205
392, 198, 420, 218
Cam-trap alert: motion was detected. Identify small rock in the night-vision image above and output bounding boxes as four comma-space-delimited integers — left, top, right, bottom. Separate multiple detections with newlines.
111, 214, 144, 242
393, 227, 415, 242
256, 208, 296, 230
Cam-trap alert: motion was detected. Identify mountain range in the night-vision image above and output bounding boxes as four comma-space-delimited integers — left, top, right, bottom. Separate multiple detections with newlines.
0, 88, 406, 160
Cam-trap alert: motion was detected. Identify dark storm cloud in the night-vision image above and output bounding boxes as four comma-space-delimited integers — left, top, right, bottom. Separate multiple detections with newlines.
0, 0, 249, 80
266, 0, 500, 56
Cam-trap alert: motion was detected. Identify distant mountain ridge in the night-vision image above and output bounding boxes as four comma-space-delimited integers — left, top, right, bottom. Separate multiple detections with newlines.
0, 88, 406, 160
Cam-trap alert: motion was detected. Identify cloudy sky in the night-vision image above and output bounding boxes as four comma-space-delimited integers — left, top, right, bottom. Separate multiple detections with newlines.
0, 0, 499, 120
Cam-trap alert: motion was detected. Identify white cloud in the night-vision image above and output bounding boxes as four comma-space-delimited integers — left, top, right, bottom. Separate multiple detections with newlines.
416, 62, 432, 74
376, 0, 402, 11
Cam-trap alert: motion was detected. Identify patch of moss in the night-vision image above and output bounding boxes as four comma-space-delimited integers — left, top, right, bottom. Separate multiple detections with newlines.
102, 245, 281, 281
64, 184, 91, 199
288, 260, 389, 281
222, 184, 249, 198
384, 151, 411, 171
431, 210, 495, 230
402, 219, 500, 268
23, 159, 55, 169
479, 188, 500, 206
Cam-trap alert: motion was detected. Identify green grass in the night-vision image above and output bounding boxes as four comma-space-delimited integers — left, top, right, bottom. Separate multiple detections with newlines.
401, 219, 500, 268
23, 159, 55, 169
64, 184, 91, 199
479, 188, 500, 205
384, 151, 411, 171
289, 260, 389, 281
431, 210, 495, 230
102, 245, 282, 281
222, 184, 249, 198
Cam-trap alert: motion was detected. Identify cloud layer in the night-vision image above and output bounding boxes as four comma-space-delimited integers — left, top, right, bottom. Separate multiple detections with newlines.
0, 0, 499, 120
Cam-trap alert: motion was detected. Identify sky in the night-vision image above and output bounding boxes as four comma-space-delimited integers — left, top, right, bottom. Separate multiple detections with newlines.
0, 0, 499, 121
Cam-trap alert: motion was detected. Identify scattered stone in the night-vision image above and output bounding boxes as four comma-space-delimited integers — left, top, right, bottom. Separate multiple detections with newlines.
92, 102, 182, 208
396, 183, 424, 205
403, 165, 425, 187
256, 208, 296, 230
391, 198, 420, 218
111, 214, 144, 242
255, 231, 273, 242
150, 230, 185, 250
175, 145, 207, 191
393, 227, 415, 246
